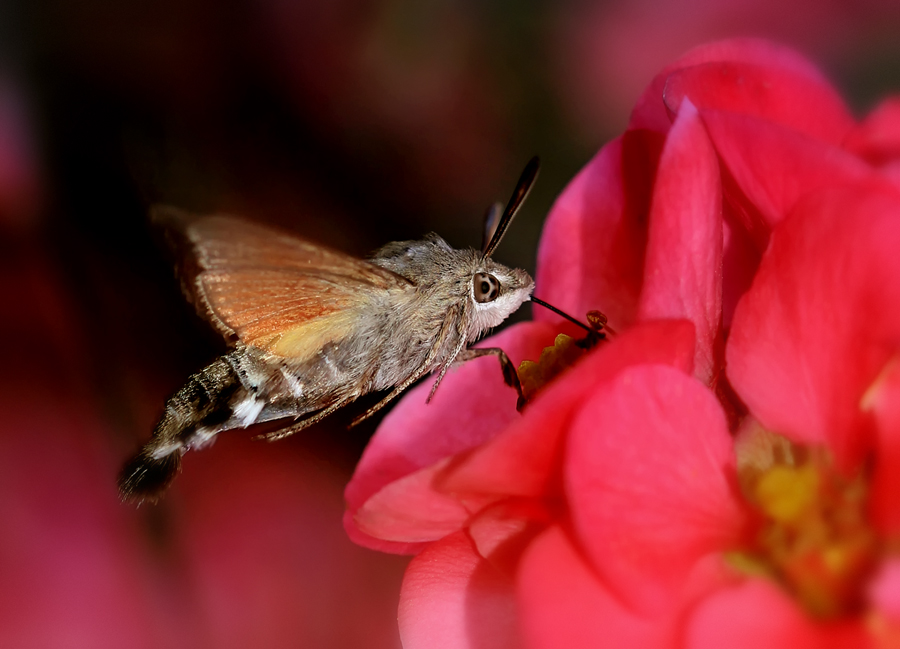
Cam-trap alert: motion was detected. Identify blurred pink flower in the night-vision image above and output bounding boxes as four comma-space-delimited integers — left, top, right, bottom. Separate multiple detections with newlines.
0, 82, 406, 645
0, 254, 407, 647
553, 0, 900, 140
346, 39, 900, 647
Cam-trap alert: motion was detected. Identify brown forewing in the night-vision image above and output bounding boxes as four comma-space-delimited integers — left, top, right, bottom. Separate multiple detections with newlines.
152, 207, 411, 361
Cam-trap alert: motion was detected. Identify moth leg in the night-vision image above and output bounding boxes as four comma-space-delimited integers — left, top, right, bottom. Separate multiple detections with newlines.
350, 345, 449, 427
351, 305, 464, 428
350, 383, 414, 428
454, 347, 527, 411
261, 395, 358, 441
426, 333, 470, 403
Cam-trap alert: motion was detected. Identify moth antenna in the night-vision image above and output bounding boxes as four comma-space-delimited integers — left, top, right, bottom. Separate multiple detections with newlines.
482, 156, 540, 258
531, 296, 598, 335
481, 201, 503, 255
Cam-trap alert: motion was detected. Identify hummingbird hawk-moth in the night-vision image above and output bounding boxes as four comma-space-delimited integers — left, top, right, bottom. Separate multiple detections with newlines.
118, 157, 541, 502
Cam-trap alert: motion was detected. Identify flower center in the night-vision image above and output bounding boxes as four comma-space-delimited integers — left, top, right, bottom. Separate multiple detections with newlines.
730, 427, 880, 618
517, 333, 586, 402
517, 311, 610, 403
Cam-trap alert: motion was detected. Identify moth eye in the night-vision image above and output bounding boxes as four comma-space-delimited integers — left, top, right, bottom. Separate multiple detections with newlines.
473, 272, 500, 303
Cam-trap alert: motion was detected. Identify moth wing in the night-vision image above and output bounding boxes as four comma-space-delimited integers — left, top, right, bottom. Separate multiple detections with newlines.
152, 206, 411, 360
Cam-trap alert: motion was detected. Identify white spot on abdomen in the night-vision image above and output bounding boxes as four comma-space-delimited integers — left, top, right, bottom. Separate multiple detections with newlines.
233, 396, 265, 427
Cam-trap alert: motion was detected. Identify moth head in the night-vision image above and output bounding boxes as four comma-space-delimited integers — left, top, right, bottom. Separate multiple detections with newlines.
468, 262, 533, 333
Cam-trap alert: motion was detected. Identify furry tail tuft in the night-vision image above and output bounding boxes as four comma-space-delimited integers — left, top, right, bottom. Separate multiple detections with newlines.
117, 451, 182, 503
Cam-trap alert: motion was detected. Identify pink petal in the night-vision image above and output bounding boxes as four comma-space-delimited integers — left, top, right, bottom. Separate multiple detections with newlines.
663, 62, 853, 146
721, 214, 762, 330
352, 322, 696, 550
701, 109, 873, 238
686, 579, 867, 649
441, 320, 696, 499
352, 459, 470, 544
864, 357, 900, 535
638, 100, 723, 385
345, 322, 556, 553
880, 161, 900, 192
534, 134, 659, 331
727, 184, 900, 467
566, 365, 746, 615
629, 38, 842, 134
845, 96, 900, 166
517, 526, 676, 649
399, 531, 519, 649
868, 558, 900, 623
344, 509, 426, 555
467, 499, 551, 575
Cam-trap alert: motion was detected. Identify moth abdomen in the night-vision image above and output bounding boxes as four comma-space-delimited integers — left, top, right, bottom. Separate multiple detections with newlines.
118, 356, 244, 502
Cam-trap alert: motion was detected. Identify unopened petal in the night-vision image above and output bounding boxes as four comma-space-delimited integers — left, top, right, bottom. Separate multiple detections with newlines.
638, 100, 723, 385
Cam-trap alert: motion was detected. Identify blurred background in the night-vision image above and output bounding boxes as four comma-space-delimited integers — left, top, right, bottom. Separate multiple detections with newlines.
3, 0, 900, 646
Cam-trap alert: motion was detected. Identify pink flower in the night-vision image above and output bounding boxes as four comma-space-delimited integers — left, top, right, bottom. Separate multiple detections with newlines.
346, 39, 900, 647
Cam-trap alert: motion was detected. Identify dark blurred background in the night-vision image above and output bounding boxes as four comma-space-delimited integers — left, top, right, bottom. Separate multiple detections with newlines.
3, 0, 900, 646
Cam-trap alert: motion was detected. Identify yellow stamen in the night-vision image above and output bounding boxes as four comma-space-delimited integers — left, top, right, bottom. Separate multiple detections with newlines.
732, 428, 880, 619
517, 333, 586, 402
755, 464, 819, 523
